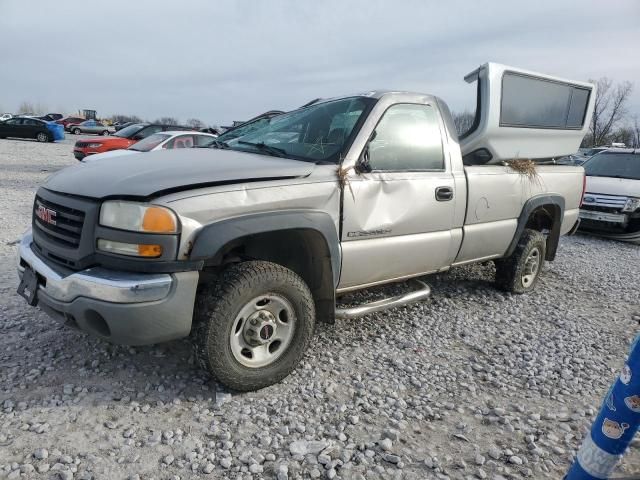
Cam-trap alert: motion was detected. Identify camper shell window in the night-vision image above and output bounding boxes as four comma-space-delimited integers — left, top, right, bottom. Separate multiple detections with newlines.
500, 72, 591, 129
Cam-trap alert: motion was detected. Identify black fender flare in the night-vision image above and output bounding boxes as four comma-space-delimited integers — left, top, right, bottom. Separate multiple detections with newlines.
190, 210, 341, 287
505, 194, 565, 261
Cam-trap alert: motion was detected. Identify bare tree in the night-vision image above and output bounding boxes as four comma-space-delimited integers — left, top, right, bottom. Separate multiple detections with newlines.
154, 117, 179, 126
610, 126, 634, 147
186, 118, 205, 129
452, 110, 475, 136
111, 114, 142, 124
589, 78, 633, 146
17, 101, 36, 114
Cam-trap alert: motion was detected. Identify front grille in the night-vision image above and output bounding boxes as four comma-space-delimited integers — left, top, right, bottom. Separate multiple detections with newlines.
33, 195, 85, 248
581, 205, 622, 214
75, 141, 90, 148
582, 192, 628, 211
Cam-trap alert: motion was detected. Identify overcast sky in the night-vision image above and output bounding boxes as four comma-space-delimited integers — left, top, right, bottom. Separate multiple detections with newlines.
1, 0, 638, 126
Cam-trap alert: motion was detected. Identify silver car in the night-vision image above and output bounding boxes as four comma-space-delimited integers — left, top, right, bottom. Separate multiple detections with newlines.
70, 120, 114, 136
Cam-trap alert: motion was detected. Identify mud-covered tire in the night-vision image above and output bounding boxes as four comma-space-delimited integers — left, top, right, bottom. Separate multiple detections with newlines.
494, 229, 546, 294
192, 260, 315, 391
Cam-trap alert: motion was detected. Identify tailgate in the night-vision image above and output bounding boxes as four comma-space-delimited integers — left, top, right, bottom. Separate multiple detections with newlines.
459, 62, 595, 165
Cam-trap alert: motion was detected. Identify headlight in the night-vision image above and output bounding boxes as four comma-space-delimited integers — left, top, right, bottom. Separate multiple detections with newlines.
99, 201, 178, 233
622, 197, 640, 213
87, 143, 102, 148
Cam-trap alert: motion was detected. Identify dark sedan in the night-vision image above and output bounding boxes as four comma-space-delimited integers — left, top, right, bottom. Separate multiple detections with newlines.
0, 117, 57, 142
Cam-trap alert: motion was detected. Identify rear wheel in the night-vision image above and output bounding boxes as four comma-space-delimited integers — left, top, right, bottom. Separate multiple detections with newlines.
73, 128, 81, 135
192, 261, 315, 391
494, 229, 546, 294
36, 132, 49, 143
102, 130, 109, 136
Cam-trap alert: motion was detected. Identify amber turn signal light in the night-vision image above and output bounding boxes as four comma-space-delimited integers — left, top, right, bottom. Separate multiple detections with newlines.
138, 244, 163, 257
142, 206, 178, 233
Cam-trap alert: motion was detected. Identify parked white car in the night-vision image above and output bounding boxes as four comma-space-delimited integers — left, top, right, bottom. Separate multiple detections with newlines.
0, 113, 12, 122
580, 149, 640, 243
82, 131, 217, 162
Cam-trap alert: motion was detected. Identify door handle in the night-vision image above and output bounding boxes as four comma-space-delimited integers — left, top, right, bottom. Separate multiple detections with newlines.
435, 186, 454, 201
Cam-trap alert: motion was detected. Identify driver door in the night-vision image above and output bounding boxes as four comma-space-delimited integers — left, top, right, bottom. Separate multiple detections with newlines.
338, 102, 460, 291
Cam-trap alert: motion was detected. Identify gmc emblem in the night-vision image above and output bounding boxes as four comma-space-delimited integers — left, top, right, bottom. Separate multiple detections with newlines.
36, 204, 57, 225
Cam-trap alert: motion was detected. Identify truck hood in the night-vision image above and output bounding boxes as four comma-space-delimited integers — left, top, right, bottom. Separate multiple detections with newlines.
45, 148, 316, 199
585, 175, 640, 197
82, 149, 138, 162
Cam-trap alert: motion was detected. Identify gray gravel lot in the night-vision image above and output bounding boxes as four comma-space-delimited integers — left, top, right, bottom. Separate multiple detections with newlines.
1, 137, 640, 479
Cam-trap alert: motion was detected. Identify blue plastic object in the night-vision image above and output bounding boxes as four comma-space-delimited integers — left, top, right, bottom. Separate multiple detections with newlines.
566, 334, 640, 479
46, 122, 65, 141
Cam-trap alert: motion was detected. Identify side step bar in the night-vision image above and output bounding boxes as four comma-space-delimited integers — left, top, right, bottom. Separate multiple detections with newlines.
335, 280, 431, 320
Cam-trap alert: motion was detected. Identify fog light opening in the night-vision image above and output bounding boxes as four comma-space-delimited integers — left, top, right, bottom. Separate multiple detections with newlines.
84, 310, 111, 337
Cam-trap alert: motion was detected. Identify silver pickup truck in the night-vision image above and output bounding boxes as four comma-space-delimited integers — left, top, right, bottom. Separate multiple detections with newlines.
17, 63, 594, 391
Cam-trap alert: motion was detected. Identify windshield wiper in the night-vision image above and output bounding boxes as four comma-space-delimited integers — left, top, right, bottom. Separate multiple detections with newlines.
201, 139, 229, 149
236, 141, 287, 158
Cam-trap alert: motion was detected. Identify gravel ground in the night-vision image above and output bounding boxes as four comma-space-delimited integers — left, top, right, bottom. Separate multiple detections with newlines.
1, 137, 640, 480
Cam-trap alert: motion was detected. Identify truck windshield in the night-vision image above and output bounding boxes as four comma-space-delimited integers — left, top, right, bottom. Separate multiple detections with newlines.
216, 117, 274, 143
226, 97, 375, 163
584, 153, 640, 180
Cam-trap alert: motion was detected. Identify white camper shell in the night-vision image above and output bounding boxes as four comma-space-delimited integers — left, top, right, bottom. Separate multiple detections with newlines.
460, 62, 596, 164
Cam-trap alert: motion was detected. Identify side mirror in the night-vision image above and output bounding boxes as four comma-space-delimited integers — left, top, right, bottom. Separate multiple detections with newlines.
355, 149, 372, 174
355, 130, 377, 174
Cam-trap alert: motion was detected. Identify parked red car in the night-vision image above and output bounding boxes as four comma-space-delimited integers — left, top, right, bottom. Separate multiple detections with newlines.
73, 123, 192, 160
56, 116, 86, 131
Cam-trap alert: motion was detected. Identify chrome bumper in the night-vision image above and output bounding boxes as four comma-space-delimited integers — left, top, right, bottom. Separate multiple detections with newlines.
18, 231, 173, 304
17, 230, 199, 345
579, 209, 627, 224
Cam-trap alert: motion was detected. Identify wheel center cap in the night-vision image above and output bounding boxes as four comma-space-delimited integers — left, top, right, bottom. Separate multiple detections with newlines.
244, 310, 277, 345
260, 324, 274, 340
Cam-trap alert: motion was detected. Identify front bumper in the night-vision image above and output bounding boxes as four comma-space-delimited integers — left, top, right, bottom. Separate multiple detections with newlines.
579, 209, 628, 224
17, 231, 199, 345
73, 150, 99, 161
578, 209, 640, 244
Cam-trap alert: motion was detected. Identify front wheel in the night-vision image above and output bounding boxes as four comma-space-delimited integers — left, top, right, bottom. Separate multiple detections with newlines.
494, 229, 546, 294
102, 130, 109, 136
192, 261, 315, 391
36, 132, 49, 143
73, 128, 81, 135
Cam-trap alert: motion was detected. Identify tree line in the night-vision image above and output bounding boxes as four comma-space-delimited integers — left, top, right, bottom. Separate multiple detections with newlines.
6, 102, 210, 129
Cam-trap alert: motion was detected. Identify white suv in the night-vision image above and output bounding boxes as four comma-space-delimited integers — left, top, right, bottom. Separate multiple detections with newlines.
580, 149, 640, 243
